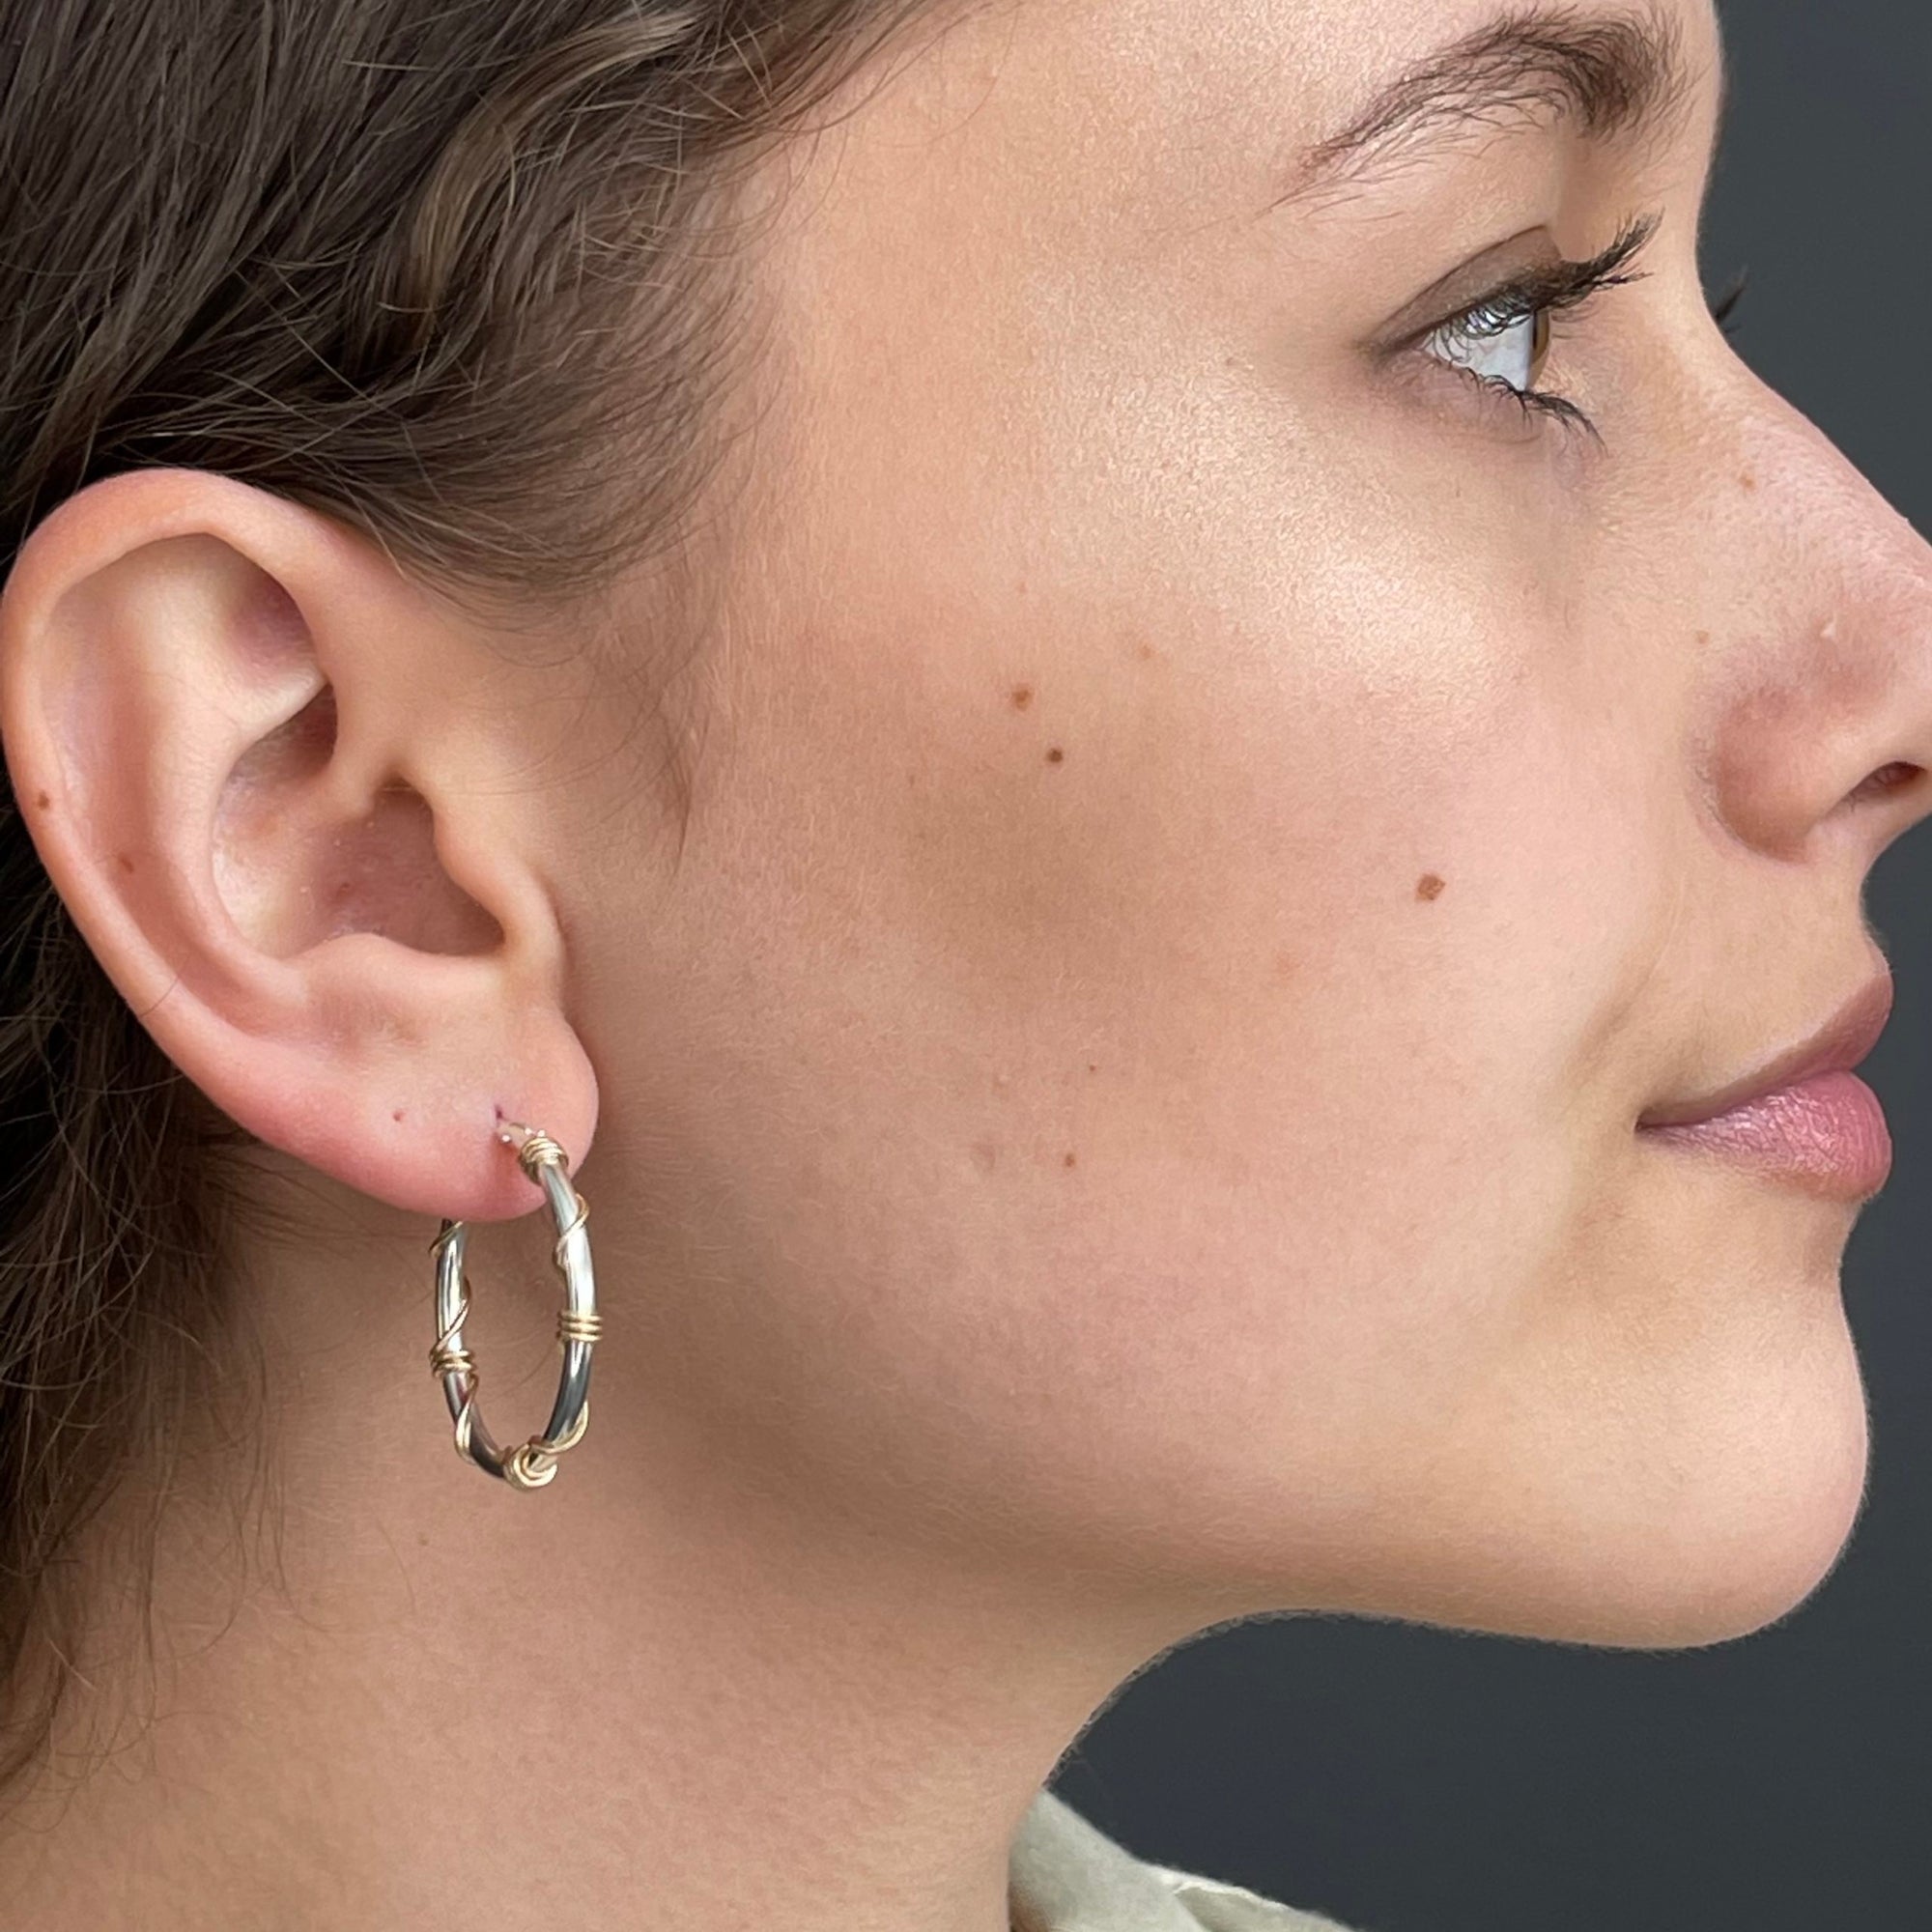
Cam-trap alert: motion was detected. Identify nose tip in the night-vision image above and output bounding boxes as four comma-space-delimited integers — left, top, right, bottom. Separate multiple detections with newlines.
1693, 379, 1932, 868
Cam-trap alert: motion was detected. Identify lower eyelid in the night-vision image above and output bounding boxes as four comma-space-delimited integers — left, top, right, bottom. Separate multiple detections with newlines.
1432, 344, 1607, 447
1388, 348, 1550, 440
1456, 368, 1555, 434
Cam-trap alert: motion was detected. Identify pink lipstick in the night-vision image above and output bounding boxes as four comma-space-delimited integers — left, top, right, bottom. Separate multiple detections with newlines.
1636, 975, 1894, 1202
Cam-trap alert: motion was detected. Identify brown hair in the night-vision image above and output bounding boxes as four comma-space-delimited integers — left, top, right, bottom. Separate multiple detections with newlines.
0, 0, 938, 1801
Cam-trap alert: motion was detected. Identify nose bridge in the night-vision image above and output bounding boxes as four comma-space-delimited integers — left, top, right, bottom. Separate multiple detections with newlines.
1692, 360, 1932, 864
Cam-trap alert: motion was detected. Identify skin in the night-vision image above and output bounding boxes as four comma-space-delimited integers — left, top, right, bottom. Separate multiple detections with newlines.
2, 0, 1931, 1925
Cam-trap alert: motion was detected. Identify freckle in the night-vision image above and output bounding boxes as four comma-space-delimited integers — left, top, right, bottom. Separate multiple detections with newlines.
34, 790, 50, 809
392, 1108, 405, 1122
1064, 1151, 1077, 1167
116, 852, 134, 873
1739, 470, 1757, 492
1010, 684, 1034, 710
1416, 873, 1446, 901
1274, 949, 1296, 978
972, 1137, 1000, 1172
1087, 1062, 1098, 1072
1695, 630, 1711, 646
1045, 746, 1065, 763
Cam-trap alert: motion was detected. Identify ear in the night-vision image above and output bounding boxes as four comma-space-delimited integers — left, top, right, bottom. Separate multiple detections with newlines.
0, 469, 597, 1222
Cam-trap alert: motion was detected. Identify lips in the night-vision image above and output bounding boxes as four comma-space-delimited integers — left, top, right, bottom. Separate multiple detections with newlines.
1635, 973, 1894, 1131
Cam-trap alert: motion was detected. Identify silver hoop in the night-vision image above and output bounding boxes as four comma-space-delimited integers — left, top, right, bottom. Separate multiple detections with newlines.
428, 1120, 599, 1492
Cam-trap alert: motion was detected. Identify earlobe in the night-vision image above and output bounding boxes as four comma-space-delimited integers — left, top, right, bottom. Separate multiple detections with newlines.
0, 468, 597, 1222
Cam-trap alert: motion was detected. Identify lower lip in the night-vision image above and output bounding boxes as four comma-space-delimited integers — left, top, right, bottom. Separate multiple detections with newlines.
1637, 1069, 1892, 1202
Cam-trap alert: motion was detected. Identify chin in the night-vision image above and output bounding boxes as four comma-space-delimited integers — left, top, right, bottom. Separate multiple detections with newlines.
1621, 1381, 1868, 1650
1498, 1187, 1880, 1651
1487, 1318, 1871, 1653
1299, 1293, 1874, 1655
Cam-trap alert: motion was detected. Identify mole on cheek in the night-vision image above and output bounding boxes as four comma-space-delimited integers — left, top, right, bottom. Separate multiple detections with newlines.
1739, 471, 1757, 493
34, 790, 50, 809
1045, 746, 1065, 764
1063, 1151, 1077, 1168
116, 852, 135, 873
1415, 873, 1446, 902
1010, 684, 1034, 710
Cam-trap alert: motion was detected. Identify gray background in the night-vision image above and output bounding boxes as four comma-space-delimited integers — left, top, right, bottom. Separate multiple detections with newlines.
1045, 4, 1932, 1926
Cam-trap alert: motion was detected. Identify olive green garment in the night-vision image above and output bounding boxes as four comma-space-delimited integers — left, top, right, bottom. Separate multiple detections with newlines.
1009, 1788, 1362, 1932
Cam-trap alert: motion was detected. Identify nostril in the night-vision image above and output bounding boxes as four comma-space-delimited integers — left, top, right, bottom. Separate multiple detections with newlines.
1847, 761, 1924, 805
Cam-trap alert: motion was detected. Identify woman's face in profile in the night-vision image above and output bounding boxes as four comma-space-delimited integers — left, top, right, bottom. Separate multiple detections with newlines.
558, 0, 1932, 1646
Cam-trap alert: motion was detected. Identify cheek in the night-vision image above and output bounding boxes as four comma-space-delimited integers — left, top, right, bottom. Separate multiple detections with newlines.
880, 545, 1651, 1316
687, 369, 1673, 1537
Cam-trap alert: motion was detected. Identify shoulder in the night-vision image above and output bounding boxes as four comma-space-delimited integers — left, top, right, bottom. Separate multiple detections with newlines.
1011, 1787, 1366, 1932
1141, 1860, 1364, 1932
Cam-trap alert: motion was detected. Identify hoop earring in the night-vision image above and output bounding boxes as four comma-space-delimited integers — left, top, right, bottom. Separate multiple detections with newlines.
428, 1120, 600, 1491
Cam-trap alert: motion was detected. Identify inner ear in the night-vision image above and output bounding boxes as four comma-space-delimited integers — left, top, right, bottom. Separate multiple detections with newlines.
212, 596, 502, 963
215, 681, 503, 960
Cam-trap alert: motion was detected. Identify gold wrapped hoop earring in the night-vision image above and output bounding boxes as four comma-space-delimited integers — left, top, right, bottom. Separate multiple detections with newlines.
428, 1120, 600, 1491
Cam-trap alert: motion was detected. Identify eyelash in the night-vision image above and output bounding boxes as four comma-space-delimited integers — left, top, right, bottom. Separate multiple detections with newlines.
1418, 212, 1662, 440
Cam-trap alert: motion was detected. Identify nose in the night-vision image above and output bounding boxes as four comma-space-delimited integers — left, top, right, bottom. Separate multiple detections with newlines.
1696, 366, 1932, 872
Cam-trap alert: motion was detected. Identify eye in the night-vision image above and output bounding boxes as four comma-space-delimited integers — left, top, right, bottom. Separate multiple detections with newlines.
1422, 298, 1554, 396
1389, 213, 1662, 440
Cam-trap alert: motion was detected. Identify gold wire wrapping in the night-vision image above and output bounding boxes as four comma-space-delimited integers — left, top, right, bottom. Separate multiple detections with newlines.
504, 1401, 593, 1490
504, 1443, 560, 1490
556, 1306, 602, 1345
550, 1188, 588, 1272
498, 1122, 585, 1273
426, 1255, 482, 1462
501, 1122, 568, 1175
541, 1404, 592, 1455
428, 1297, 478, 1379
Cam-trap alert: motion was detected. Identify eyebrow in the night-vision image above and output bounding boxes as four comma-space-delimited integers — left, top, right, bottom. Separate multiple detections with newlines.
1277, 4, 1706, 209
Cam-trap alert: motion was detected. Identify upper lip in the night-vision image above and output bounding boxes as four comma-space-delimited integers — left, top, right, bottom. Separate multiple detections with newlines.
1636, 971, 1895, 1130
